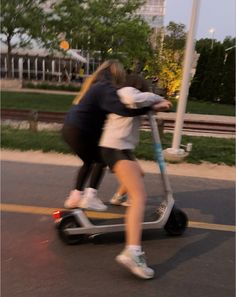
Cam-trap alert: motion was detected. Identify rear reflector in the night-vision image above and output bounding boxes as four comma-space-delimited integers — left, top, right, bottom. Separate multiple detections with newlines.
52, 210, 62, 220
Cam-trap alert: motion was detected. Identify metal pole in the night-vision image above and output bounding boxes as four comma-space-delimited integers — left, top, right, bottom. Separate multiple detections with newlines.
35, 58, 38, 80
171, 0, 201, 152
27, 58, 30, 80
42, 59, 45, 81
12, 57, 14, 78
209, 28, 215, 49
18, 58, 23, 80
58, 57, 61, 82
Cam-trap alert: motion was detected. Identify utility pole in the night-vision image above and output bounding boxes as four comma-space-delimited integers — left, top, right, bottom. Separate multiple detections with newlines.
164, 0, 201, 162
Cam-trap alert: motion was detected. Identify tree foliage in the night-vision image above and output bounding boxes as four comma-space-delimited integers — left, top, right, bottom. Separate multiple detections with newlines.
0, 0, 49, 77
189, 46, 209, 99
190, 37, 235, 104
156, 22, 186, 96
51, 0, 151, 66
220, 48, 235, 104
164, 21, 186, 50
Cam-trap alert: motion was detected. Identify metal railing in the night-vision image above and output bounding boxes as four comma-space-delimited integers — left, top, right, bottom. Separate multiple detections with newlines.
1, 108, 235, 136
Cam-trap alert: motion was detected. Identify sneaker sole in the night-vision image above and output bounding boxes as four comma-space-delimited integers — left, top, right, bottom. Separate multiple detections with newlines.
110, 201, 130, 207
79, 205, 108, 212
64, 205, 79, 209
116, 255, 154, 279
64, 202, 80, 209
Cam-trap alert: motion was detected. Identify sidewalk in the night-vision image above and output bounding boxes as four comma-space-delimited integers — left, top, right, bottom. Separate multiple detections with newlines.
1, 149, 235, 181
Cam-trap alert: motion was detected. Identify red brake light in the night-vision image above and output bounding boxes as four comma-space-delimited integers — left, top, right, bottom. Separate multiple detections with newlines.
52, 210, 62, 220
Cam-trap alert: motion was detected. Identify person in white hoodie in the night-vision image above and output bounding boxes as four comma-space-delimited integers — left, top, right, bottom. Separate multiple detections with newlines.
99, 74, 172, 280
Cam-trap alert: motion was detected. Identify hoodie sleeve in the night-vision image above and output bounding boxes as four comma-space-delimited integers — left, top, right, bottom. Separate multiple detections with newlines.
117, 87, 164, 108
100, 84, 150, 116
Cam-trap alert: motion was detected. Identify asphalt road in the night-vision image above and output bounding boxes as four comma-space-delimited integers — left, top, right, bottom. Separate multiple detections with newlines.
1, 160, 235, 297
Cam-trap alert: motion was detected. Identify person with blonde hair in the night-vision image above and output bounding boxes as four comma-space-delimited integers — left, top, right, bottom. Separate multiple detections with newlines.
62, 60, 154, 211
100, 73, 172, 279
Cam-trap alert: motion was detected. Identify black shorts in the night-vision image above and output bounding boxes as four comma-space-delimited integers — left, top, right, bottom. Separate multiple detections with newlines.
100, 147, 136, 171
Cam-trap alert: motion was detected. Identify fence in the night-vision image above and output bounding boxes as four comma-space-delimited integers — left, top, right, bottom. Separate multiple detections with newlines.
0, 51, 100, 83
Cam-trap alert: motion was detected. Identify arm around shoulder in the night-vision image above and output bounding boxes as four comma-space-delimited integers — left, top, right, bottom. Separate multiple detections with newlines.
118, 87, 164, 108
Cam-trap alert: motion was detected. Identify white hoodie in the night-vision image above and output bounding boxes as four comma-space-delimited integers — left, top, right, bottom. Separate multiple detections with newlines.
99, 87, 164, 150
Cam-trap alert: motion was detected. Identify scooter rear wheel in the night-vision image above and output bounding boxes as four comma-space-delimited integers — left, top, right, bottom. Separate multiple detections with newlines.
164, 207, 188, 236
58, 215, 86, 245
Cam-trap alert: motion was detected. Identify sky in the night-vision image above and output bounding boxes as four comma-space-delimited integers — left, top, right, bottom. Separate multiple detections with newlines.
164, 0, 236, 41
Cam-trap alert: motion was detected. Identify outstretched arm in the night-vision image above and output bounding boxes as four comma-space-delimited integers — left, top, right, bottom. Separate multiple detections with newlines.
101, 86, 151, 117
152, 100, 173, 112
118, 87, 164, 108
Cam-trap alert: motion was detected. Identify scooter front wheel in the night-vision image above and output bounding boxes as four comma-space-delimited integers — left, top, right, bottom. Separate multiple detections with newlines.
58, 215, 86, 245
164, 207, 188, 236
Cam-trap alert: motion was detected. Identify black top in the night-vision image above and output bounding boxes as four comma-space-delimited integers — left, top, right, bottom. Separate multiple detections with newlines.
64, 80, 150, 141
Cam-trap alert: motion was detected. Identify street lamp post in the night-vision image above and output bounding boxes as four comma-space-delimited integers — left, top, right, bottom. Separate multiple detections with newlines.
164, 0, 201, 162
209, 27, 215, 49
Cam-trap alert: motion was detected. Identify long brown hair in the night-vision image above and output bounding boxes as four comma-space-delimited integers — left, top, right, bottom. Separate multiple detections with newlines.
73, 60, 125, 104
123, 73, 150, 92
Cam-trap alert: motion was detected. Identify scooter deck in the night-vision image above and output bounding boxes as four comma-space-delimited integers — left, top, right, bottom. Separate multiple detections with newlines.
72, 203, 161, 226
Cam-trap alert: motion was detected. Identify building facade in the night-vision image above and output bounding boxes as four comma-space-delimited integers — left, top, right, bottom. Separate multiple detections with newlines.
137, 0, 165, 32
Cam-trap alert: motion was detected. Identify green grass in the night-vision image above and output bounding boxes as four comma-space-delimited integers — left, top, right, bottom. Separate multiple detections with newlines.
186, 100, 235, 116
1, 127, 235, 166
1, 91, 235, 116
1, 126, 71, 154
169, 98, 235, 116
135, 131, 235, 166
1, 91, 75, 112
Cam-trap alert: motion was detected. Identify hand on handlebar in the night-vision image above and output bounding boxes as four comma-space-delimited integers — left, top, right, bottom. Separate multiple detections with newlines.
152, 100, 172, 112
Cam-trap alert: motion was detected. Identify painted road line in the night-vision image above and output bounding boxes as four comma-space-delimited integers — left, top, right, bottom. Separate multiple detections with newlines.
188, 221, 236, 232
0, 203, 123, 219
1, 203, 235, 232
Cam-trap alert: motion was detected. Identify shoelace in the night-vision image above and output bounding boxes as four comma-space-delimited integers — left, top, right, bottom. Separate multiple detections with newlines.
118, 195, 128, 203
136, 252, 147, 267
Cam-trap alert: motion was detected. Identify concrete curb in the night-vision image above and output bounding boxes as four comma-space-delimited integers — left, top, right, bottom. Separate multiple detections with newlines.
1, 149, 235, 181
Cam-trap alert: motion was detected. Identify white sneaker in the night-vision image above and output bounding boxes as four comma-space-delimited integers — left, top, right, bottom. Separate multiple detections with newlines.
116, 249, 154, 279
110, 193, 130, 207
79, 188, 107, 211
64, 189, 83, 209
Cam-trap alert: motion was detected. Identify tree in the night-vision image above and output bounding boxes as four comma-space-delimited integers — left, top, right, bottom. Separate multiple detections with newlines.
47, 0, 88, 51
0, 0, 49, 78
195, 38, 214, 52
156, 22, 186, 96
220, 37, 235, 104
190, 40, 225, 102
190, 38, 235, 103
158, 50, 183, 96
51, 0, 151, 66
164, 21, 186, 50
220, 48, 235, 104
222, 36, 236, 50
189, 46, 209, 99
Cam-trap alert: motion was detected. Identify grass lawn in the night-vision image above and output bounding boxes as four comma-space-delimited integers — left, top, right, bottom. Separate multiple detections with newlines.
187, 100, 235, 116
1, 127, 235, 166
135, 131, 235, 166
1, 91, 75, 112
1, 91, 235, 116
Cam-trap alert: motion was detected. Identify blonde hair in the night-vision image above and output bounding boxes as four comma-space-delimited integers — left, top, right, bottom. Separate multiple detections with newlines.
73, 60, 125, 104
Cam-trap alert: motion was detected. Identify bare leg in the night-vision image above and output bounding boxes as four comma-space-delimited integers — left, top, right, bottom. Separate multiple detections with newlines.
115, 162, 144, 196
114, 160, 147, 246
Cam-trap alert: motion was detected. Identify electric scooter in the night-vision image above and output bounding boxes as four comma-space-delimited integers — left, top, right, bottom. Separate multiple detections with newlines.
52, 112, 188, 245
